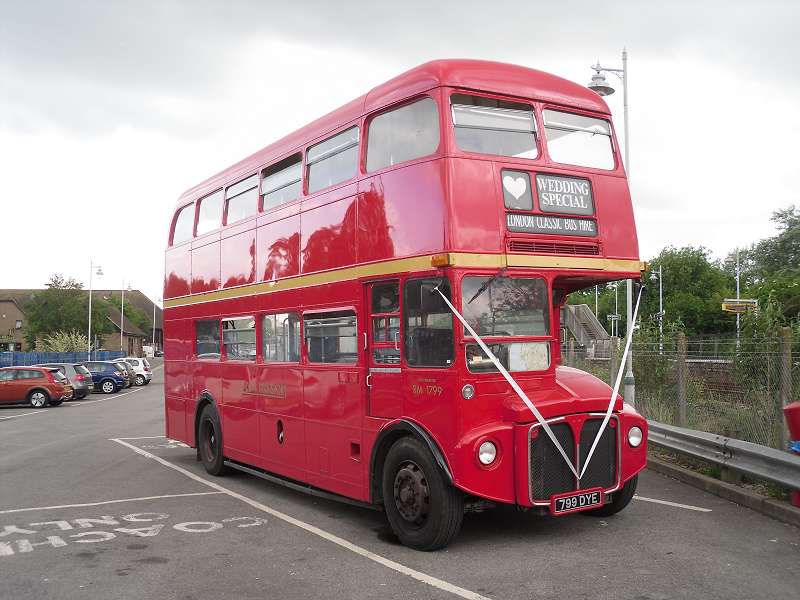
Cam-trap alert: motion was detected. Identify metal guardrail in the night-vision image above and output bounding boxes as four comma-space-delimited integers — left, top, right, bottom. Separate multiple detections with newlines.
648, 420, 800, 490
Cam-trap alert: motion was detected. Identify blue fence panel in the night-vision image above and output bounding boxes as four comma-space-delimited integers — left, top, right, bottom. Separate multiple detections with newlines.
0, 351, 126, 367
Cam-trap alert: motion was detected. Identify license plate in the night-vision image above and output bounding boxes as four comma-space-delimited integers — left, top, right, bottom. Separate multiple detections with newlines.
550, 488, 604, 515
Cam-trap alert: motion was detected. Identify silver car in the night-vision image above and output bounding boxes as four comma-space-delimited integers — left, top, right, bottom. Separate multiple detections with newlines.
122, 357, 153, 386
34, 363, 94, 399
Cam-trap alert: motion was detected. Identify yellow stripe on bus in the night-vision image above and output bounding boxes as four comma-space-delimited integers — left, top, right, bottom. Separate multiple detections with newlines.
163, 253, 645, 309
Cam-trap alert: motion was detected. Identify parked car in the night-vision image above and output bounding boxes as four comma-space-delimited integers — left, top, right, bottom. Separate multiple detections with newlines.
81, 361, 129, 394
0, 366, 73, 407
114, 361, 136, 388
123, 357, 152, 386
34, 363, 94, 399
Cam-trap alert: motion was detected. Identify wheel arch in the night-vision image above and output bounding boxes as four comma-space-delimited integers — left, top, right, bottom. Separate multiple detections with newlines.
27, 387, 51, 401
369, 419, 454, 505
193, 390, 218, 450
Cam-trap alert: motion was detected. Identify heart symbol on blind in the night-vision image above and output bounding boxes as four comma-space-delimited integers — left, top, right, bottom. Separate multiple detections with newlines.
503, 175, 527, 200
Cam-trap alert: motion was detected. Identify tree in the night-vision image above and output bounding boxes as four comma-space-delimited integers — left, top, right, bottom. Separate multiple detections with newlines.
35, 330, 90, 352
727, 205, 800, 323
104, 294, 152, 334
24, 274, 113, 347
643, 247, 734, 337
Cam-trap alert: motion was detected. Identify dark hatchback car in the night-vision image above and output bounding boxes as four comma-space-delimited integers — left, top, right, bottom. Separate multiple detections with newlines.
35, 363, 94, 399
0, 367, 73, 407
81, 361, 129, 394
114, 361, 136, 388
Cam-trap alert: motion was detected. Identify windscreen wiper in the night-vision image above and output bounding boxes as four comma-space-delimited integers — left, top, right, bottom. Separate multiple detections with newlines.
467, 268, 507, 304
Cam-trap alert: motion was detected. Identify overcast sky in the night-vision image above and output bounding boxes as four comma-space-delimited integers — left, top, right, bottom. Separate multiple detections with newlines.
2, 1, 798, 304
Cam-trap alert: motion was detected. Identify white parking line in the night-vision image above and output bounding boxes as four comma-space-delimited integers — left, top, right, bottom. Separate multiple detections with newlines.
0, 410, 48, 421
65, 386, 145, 406
634, 495, 712, 512
0, 492, 225, 515
111, 438, 490, 600
117, 435, 166, 440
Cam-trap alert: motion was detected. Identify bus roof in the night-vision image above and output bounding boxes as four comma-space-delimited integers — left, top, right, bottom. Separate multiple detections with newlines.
176, 59, 610, 207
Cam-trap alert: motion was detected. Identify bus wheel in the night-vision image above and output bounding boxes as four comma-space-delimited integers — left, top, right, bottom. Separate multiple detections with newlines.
199, 405, 228, 476
583, 475, 638, 517
382, 437, 463, 551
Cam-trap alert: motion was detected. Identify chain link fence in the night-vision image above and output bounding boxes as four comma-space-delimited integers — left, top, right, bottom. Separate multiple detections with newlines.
566, 331, 799, 450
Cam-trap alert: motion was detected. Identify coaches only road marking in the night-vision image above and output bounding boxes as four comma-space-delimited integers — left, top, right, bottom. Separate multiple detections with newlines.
111, 437, 491, 600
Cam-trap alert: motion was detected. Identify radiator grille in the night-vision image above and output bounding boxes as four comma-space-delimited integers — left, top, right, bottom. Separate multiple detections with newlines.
529, 418, 618, 503
529, 423, 575, 499
508, 240, 600, 255
579, 420, 617, 491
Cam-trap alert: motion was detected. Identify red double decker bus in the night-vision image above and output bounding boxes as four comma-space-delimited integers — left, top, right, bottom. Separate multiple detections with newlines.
163, 59, 648, 550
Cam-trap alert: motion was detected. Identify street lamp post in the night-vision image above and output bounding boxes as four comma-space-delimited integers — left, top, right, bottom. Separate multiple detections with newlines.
87, 261, 103, 360
120, 282, 131, 353
650, 265, 664, 353
152, 296, 161, 351
588, 48, 636, 406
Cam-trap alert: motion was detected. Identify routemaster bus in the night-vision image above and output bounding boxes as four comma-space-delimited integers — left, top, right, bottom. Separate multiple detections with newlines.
163, 59, 648, 550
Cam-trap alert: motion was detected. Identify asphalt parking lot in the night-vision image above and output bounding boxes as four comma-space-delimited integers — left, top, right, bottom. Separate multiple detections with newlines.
1, 362, 798, 600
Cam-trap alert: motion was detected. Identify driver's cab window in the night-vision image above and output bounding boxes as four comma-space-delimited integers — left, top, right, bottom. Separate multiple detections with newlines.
403, 278, 453, 367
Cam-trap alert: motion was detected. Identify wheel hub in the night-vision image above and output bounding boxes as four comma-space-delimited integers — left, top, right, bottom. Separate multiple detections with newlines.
393, 461, 430, 524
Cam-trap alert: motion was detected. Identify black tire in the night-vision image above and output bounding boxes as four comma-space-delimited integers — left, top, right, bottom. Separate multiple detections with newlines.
100, 379, 117, 394
381, 436, 463, 551
198, 404, 227, 476
135, 374, 145, 386
583, 475, 638, 517
28, 389, 50, 408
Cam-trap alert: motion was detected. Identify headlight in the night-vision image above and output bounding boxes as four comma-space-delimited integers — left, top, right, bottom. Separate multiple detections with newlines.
478, 441, 497, 465
461, 384, 475, 400
628, 426, 643, 448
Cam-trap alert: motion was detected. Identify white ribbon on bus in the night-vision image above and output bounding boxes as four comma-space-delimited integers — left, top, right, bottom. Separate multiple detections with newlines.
434, 284, 643, 481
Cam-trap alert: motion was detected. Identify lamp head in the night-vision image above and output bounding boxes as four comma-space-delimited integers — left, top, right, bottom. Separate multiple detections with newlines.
588, 69, 615, 97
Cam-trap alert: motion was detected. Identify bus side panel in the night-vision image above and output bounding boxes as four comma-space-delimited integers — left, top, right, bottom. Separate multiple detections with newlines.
220, 362, 261, 462
592, 175, 639, 259
303, 364, 366, 501
221, 227, 256, 288
256, 364, 306, 482
446, 158, 504, 253
300, 193, 358, 274
165, 246, 191, 299
358, 160, 447, 263
191, 240, 221, 294
256, 215, 300, 282
164, 316, 192, 444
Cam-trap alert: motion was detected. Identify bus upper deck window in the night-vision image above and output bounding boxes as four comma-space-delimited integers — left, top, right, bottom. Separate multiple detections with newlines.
307, 127, 359, 194
172, 203, 195, 245
451, 94, 537, 159
367, 97, 440, 172
262, 155, 302, 211
225, 175, 258, 224
543, 110, 614, 170
196, 190, 223, 236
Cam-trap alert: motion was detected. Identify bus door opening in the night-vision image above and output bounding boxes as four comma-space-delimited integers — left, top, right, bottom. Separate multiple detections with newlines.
366, 281, 403, 418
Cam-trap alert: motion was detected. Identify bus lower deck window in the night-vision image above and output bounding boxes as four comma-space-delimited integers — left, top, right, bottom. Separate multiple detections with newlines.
222, 317, 256, 361
195, 320, 221, 359
263, 312, 301, 362
304, 311, 357, 363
